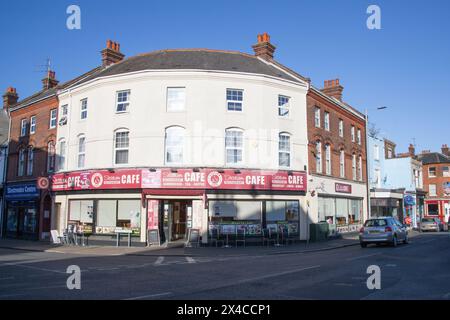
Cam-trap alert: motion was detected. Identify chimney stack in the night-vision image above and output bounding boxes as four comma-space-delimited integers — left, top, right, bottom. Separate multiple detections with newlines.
42, 70, 59, 90
408, 144, 415, 156
2, 87, 19, 110
321, 79, 344, 101
442, 144, 450, 156
252, 33, 276, 61
101, 40, 125, 67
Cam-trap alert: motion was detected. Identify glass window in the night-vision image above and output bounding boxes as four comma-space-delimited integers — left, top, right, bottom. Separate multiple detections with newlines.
225, 129, 243, 165
78, 136, 86, 168
114, 131, 130, 165
316, 141, 322, 173
324, 112, 330, 131
80, 99, 88, 119
429, 184, 437, 196
352, 154, 357, 180
68, 200, 94, 232
96, 200, 141, 235
20, 119, 27, 137
318, 197, 336, 224
167, 87, 186, 112
374, 145, 380, 160
325, 144, 331, 175
443, 166, 449, 177
165, 126, 185, 164
27, 147, 34, 176
50, 109, 57, 128
47, 141, 56, 173
18, 148, 25, 176
339, 119, 344, 137
58, 140, 66, 171
428, 167, 436, 177
351, 126, 355, 142
278, 95, 290, 117
279, 133, 290, 168
358, 155, 363, 181
314, 107, 321, 128
30, 116, 36, 134
266, 201, 300, 235
340, 150, 345, 178
427, 204, 439, 216
61, 104, 68, 116
116, 90, 130, 113
227, 89, 243, 111
350, 199, 362, 224
357, 129, 362, 145
336, 198, 349, 226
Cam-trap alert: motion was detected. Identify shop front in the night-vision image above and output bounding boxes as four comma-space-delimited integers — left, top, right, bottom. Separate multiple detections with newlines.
3, 182, 40, 240
425, 199, 450, 224
370, 189, 404, 221
403, 191, 426, 229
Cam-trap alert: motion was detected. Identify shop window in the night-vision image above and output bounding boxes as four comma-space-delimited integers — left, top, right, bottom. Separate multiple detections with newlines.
318, 197, 335, 224
96, 200, 141, 235
68, 200, 94, 232
350, 199, 362, 224
266, 201, 300, 235
27, 147, 34, 176
427, 204, 439, 216
336, 198, 349, 226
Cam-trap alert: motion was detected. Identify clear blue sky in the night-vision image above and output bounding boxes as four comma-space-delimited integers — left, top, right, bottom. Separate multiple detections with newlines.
1, 0, 449, 153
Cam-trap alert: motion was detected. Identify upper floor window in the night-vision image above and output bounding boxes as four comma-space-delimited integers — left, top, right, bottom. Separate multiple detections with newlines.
47, 141, 56, 173
167, 87, 186, 112
339, 119, 344, 137
278, 95, 290, 117
352, 154, 357, 180
18, 148, 25, 176
278, 133, 291, 168
29, 116, 36, 135
114, 130, 130, 165
358, 155, 363, 181
27, 147, 34, 176
443, 166, 450, 177
324, 112, 330, 131
80, 99, 88, 120
374, 168, 381, 188
429, 184, 437, 196
374, 145, 380, 161
58, 139, 66, 171
225, 128, 243, 164
325, 144, 331, 175
77, 135, 86, 169
50, 109, 57, 128
340, 150, 345, 178
165, 126, 185, 165
387, 148, 393, 159
20, 119, 27, 137
314, 107, 321, 128
315, 141, 322, 174
351, 126, 356, 142
428, 167, 437, 177
227, 89, 243, 112
116, 90, 130, 113
357, 129, 362, 145
61, 105, 68, 116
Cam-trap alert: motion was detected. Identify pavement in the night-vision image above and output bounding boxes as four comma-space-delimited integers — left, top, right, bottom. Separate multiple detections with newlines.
2, 230, 449, 300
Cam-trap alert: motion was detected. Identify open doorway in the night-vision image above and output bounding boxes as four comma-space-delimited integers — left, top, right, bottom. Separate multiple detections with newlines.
162, 200, 192, 242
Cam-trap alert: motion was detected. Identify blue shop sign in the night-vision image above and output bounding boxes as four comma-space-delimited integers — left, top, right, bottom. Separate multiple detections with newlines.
5, 183, 39, 200
404, 195, 416, 206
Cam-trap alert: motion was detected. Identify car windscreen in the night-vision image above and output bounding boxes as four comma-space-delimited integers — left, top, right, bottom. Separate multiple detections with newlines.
364, 219, 388, 227
421, 218, 435, 223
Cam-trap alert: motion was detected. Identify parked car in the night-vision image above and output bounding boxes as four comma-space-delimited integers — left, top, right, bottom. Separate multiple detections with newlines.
420, 217, 444, 232
359, 217, 408, 248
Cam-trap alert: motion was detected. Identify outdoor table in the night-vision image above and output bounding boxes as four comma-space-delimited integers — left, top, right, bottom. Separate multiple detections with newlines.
115, 229, 132, 247
222, 232, 232, 248
75, 232, 90, 246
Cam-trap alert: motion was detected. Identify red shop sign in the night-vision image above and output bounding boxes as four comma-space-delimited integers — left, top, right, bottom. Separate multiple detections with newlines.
335, 183, 352, 194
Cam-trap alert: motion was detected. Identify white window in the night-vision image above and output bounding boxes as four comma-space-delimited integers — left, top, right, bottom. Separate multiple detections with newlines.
374, 145, 380, 160
114, 130, 130, 165
47, 141, 56, 173
61, 105, 68, 116
58, 139, 66, 171
387, 148, 393, 159
316, 141, 322, 174
278, 95, 290, 117
428, 167, 437, 177
357, 129, 362, 145
325, 144, 331, 175
227, 89, 243, 112
18, 148, 25, 176
225, 128, 243, 164
340, 150, 345, 178
20, 119, 27, 137
116, 90, 130, 113
339, 119, 344, 137
167, 87, 186, 112
27, 147, 34, 176
77, 135, 86, 169
314, 107, 321, 128
358, 155, 363, 181
279, 133, 291, 167
429, 184, 437, 196
351, 126, 355, 142
374, 168, 382, 188
30, 116, 36, 134
324, 112, 330, 131
352, 154, 357, 180
165, 126, 185, 165
80, 99, 88, 119
443, 166, 450, 177
50, 109, 57, 128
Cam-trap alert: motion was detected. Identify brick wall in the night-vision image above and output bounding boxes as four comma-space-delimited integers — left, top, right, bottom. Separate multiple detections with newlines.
422, 162, 450, 198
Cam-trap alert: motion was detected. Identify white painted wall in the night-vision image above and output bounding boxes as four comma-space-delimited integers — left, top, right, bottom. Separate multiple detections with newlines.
56, 71, 309, 173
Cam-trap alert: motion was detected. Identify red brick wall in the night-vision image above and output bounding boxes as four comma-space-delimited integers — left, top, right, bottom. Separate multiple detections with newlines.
422, 162, 450, 198
307, 90, 367, 183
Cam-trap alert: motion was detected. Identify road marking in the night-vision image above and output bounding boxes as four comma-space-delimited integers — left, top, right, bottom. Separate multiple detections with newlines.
0, 262, 66, 274
334, 283, 353, 287
123, 292, 172, 300
154, 256, 165, 266
186, 257, 196, 264
385, 264, 397, 267
346, 253, 381, 261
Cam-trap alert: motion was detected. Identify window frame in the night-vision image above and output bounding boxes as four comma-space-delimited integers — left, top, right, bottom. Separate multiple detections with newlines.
428, 167, 437, 178
324, 112, 330, 131
49, 109, 57, 129
429, 184, 437, 197
351, 126, 356, 142
47, 141, 56, 173
30, 116, 36, 135
165, 126, 185, 165
27, 146, 34, 176
278, 95, 290, 118
339, 119, 344, 137
226, 89, 244, 112
77, 135, 86, 169
20, 119, 27, 137
358, 155, 363, 181
278, 132, 291, 168
325, 144, 331, 175
225, 128, 244, 165
314, 107, 321, 128
58, 139, 66, 171
80, 98, 88, 120
114, 130, 130, 166
340, 149, 345, 178
166, 87, 186, 112
357, 129, 362, 145
316, 141, 322, 174
352, 154, 357, 180
115, 90, 131, 113
18, 148, 26, 176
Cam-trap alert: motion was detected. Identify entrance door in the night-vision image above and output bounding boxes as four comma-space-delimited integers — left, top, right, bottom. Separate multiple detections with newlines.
162, 200, 191, 242
42, 196, 52, 239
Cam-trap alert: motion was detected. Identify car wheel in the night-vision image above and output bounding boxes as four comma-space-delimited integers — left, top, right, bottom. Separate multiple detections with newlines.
392, 235, 398, 247
360, 242, 367, 248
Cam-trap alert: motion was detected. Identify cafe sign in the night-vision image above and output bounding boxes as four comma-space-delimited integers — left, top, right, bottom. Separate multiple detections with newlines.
335, 183, 352, 194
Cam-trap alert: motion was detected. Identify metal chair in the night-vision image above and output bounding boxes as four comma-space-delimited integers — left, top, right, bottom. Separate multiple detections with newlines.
235, 228, 246, 247
209, 228, 224, 247
262, 228, 275, 247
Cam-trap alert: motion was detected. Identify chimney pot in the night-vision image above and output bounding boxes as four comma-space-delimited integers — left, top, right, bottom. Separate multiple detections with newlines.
252, 32, 276, 61
101, 39, 125, 67
321, 78, 344, 101
3, 87, 19, 110
42, 70, 59, 90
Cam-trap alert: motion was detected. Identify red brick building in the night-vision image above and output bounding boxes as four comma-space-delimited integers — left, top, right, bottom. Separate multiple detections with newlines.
417, 145, 450, 224
306, 80, 368, 234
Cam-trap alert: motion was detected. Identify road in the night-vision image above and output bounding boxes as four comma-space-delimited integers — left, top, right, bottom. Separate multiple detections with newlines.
0, 232, 449, 300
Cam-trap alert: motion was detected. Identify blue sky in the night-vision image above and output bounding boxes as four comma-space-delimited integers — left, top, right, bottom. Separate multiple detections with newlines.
1, 0, 449, 153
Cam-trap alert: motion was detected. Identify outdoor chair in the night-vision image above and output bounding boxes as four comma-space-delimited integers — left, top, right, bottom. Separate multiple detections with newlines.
262, 228, 276, 247
235, 228, 246, 247
209, 228, 224, 247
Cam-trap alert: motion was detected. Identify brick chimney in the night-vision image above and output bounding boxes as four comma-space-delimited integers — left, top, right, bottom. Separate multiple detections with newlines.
42, 70, 59, 90
442, 144, 450, 156
252, 33, 276, 61
2, 87, 19, 110
321, 79, 344, 101
101, 40, 125, 67
408, 144, 415, 156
